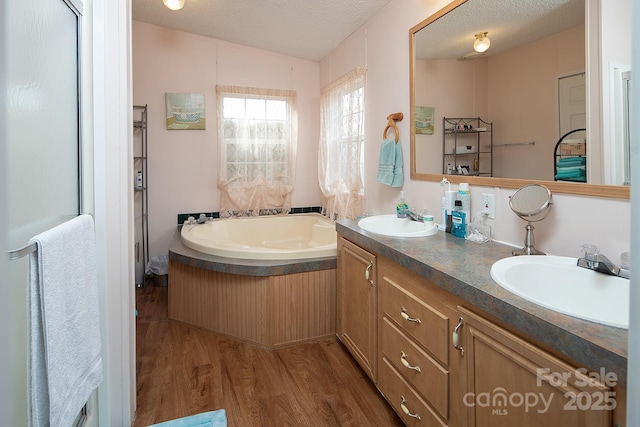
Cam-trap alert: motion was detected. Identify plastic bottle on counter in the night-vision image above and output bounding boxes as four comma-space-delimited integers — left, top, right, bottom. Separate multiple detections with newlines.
451, 200, 467, 238
458, 182, 470, 220
396, 191, 409, 218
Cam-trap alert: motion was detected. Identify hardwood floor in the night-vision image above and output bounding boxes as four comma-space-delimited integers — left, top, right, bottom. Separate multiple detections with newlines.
134, 284, 403, 427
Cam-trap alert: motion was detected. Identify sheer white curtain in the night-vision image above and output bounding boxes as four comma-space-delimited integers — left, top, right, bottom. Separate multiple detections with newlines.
216, 85, 297, 217
318, 68, 366, 220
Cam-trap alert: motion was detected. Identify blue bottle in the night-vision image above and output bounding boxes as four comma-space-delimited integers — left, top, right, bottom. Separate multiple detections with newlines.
451, 200, 467, 238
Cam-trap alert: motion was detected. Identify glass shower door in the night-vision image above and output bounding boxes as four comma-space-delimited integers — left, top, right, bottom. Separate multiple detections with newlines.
5, 0, 82, 424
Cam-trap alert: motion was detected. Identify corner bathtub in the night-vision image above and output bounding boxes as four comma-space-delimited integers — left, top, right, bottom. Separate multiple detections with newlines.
180, 213, 337, 260
169, 213, 338, 349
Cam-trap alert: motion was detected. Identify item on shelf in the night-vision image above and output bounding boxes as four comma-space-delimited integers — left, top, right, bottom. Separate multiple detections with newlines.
456, 165, 470, 175
455, 145, 475, 154
553, 128, 587, 182
442, 117, 493, 177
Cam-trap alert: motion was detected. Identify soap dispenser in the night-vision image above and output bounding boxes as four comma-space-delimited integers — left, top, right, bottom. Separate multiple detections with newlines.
396, 191, 409, 218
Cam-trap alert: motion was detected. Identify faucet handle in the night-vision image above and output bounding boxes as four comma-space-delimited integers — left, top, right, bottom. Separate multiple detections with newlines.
580, 244, 600, 261
620, 251, 630, 270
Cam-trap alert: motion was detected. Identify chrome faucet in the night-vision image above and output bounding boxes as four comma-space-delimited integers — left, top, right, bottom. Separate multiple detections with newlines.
196, 213, 210, 224
577, 244, 630, 279
400, 208, 422, 222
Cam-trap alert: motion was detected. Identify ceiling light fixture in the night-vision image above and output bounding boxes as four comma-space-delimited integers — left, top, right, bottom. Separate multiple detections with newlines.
163, 0, 185, 11
473, 32, 490, 53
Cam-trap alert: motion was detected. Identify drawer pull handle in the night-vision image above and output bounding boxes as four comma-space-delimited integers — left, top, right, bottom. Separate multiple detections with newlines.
453, 317, 465, 357
400, 307, 421, 324
400, 351, 421, 372
400, 396, 421, 420
365, 261, 374, 286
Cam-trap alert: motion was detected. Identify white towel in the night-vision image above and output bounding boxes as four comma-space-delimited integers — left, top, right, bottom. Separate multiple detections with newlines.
28, 214, 103, 427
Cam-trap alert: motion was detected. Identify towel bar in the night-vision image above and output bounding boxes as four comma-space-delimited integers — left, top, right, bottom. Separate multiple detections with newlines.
491, 141, 535, 148
6, 213, 93, 261
7, 242, 38, 261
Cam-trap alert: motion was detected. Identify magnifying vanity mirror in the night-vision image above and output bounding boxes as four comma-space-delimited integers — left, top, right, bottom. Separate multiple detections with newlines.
409, 0, 631, 199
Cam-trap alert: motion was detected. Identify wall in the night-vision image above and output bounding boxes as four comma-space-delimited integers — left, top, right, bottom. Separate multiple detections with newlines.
414, 58, 488, 175
132, 21, 322, 258
320, 0, 630, 260
488, 25, 584, 181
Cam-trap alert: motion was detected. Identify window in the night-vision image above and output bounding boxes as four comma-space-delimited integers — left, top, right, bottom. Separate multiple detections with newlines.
216, 86, 297, 216
318, 68, 366, 220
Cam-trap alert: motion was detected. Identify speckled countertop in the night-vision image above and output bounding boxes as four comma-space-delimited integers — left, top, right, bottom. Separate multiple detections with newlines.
336, 219, 628, 386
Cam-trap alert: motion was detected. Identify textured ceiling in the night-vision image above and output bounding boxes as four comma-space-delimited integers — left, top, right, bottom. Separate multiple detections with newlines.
132, 0, 585, 62
132, 0, 393, 62
415, 0, 585, 60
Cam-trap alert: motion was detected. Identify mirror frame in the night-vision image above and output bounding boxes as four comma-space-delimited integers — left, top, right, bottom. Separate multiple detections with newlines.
409, 0, 630, 199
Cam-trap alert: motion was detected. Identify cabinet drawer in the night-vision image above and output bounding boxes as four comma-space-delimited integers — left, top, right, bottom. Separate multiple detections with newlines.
380, 274, 450, 366
379, 357, 447, 427
381, 316, 449, 420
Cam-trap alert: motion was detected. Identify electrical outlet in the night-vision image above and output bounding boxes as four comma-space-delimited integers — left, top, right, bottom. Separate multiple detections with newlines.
482, 193, 495, 219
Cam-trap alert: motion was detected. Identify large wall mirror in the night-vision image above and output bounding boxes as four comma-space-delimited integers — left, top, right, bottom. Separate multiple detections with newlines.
409, 0, 631, 199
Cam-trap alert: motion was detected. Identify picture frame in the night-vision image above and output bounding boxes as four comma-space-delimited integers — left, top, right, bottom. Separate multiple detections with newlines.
165, 93, 206, 130
415, 106, 434, 135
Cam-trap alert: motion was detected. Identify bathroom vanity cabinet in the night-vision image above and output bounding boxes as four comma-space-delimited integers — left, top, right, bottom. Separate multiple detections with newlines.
377, 256, 466, 426
337, 237, 378, 381
458, 306, 612, 426
336, 233, 624, 426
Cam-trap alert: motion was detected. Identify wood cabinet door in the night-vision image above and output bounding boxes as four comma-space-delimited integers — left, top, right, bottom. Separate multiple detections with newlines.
458, 306, 612, 427
337, 238, 377, 381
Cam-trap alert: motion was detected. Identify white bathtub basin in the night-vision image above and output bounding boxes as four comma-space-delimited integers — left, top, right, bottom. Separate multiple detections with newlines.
357, 214, 438, 237
490, 255, 629, 328
181, 213, 337, 260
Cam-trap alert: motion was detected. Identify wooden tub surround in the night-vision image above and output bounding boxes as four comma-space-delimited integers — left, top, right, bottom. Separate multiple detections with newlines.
168, 229, 337, 349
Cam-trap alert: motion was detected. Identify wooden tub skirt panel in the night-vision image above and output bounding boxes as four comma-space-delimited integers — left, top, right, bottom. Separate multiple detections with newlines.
169, 260, 336, 349
270, 269, 337, 347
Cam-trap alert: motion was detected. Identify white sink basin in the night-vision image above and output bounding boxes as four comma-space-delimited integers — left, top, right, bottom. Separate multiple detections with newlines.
490, 256, 629, 329
357, 214, 438, 237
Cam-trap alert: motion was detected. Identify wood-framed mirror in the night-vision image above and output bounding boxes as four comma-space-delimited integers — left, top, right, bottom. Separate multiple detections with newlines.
409, 0, 630, 199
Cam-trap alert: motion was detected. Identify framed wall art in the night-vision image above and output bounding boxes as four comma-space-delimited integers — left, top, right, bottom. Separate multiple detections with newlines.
415, 106, 434, 135
165, 93, 206, 130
